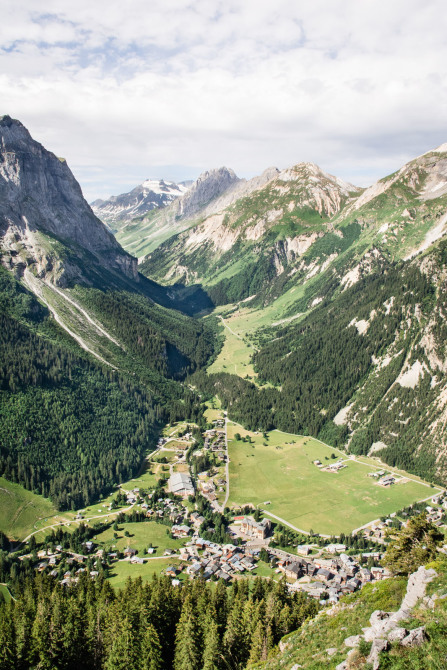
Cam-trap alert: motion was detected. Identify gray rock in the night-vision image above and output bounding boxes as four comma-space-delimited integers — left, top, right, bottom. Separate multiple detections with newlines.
344, 635, 362, 648
177, 167, 240, 219
326, 647, 338, 656
401, 626, 427, 647
387, 627, 408, 642
290, 665, 303, 670
279, 640, 291, 652
0, 116, 138, 284
367, 638, 389, 670
335, 662, 347, 670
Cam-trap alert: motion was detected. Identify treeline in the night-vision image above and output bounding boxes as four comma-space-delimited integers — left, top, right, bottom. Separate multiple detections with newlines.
0, 571, 319, 670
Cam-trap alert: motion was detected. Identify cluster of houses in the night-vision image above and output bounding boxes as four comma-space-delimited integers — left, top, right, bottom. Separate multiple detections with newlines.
203, 425, 226, 461
367, 470, 397, 486
23, 542, 104, 586
180, 538, 260, 582
313, 459, 347, 473
276, 551, 389, 604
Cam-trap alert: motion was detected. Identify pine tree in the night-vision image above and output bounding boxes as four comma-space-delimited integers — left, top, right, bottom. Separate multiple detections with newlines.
140, 623, 163, 670
174, 595, 201, 670
0, 604, 16, 670
202, 616, 221, 670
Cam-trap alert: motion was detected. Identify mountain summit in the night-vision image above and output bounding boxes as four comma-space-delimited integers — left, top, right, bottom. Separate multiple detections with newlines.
0, 115, 137, 285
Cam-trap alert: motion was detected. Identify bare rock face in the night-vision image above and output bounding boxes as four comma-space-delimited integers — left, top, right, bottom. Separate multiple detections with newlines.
176, 166, 240, 219
401, 626, 427, 647
0, 115, 137, 284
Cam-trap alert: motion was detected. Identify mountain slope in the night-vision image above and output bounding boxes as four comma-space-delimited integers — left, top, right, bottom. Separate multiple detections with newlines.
0, 115, 137, 286
0, 117, 218, 509
112, 166, 242, 257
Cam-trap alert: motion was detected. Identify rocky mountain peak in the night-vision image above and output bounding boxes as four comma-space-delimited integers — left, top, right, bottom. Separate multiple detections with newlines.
92, 177, 190, 225
176, 166, 240, 219
0, 116, 137, 284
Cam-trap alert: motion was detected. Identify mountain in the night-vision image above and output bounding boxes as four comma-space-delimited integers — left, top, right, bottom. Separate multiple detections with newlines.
139, 161, 362, 299
0, 115, 137, 286
0, 116, 217, 509
110, 166, 246, 257
91, 177, 192, 226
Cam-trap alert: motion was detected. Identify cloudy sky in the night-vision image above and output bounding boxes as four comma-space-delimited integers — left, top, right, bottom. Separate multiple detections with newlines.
1, 1, 446, 201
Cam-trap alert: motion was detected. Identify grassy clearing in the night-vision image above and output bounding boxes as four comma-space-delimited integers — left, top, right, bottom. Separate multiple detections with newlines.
94, 521, 186, 556
227, 425, 433, 535
107, 557, 182, 590
207, 322, 258, 379
0, 477, 58, 541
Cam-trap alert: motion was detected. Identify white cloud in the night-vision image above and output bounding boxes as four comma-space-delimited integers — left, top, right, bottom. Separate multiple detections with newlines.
1, 0, 446, 200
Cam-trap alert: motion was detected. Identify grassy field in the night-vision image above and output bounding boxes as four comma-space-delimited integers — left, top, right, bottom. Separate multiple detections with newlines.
94, 521, 187, 556
108, 557, 182, 590
207, 321, 258, 379
0, 477, 59, 541
227, 424, 437, 535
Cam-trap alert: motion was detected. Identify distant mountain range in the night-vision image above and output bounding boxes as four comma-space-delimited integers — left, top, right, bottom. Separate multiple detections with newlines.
91, 178, 193, 226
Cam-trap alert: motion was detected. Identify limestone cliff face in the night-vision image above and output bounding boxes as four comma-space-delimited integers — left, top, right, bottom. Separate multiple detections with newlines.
0, 115, 138, 284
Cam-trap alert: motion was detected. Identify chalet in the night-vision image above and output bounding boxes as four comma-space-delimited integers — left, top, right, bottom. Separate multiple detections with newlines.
131, 556, 145, 564
147, 547, 155, 554
326, 543, 346, 554
360, 568, 372, 582
172, 524, 191, 537
240, 517, 271, 540
124, 547, 136, 558
316, 568, 334, 583
379, 475, 396, 487
284, 562, 303, 580
166, 566, 180, 577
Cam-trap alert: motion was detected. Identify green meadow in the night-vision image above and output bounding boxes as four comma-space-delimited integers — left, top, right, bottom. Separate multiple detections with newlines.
107, 558, 182, 590
227, 424, 436, 535
0, 477, 58, 541
94, 521, 186, 556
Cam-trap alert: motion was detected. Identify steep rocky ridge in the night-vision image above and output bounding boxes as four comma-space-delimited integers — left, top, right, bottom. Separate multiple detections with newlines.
91, 178, 191, 226
112, 166, 243, 257
0, 115, 137, 286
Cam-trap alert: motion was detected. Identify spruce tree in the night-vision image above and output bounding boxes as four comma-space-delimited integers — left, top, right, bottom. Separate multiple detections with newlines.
140, 623, 163, 670
174, 595, 201, 670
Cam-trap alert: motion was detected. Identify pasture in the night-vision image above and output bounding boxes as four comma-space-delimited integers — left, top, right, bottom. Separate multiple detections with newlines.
227, 424, 436, 535
0, 477, 58, 541
108, 558, 182, 590
94, 521, 186, 556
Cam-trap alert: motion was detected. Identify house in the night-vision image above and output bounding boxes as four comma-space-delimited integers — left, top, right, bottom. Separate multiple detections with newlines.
297, 545, 312, 556
379, 475, 395, 487
284, 562, 303, 580
326, 543, 346, 554
240, 517, 271, 539
166, 566, 180, 577
172, 524, 191, 538
124, 547, 136, 558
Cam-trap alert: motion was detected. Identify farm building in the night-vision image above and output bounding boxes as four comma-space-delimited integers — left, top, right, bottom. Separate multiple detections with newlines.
169, 472, 195, 497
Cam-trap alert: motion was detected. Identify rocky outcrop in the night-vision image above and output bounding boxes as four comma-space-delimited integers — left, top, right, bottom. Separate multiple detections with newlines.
339, 565, 437, 669
91, 178, 191, 225
0, 115, 137, 284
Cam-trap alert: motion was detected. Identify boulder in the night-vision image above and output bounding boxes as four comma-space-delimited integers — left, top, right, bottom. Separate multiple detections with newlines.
367, 638, 389, 670
387, 627, 408, 643
344, 635, 362, 648
335, 662, 347, 670
326, 647, 338, 657
401, 627, 427, 647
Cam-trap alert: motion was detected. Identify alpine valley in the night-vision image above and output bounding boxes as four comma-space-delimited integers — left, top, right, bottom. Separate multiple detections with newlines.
2, 115, 447, 670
